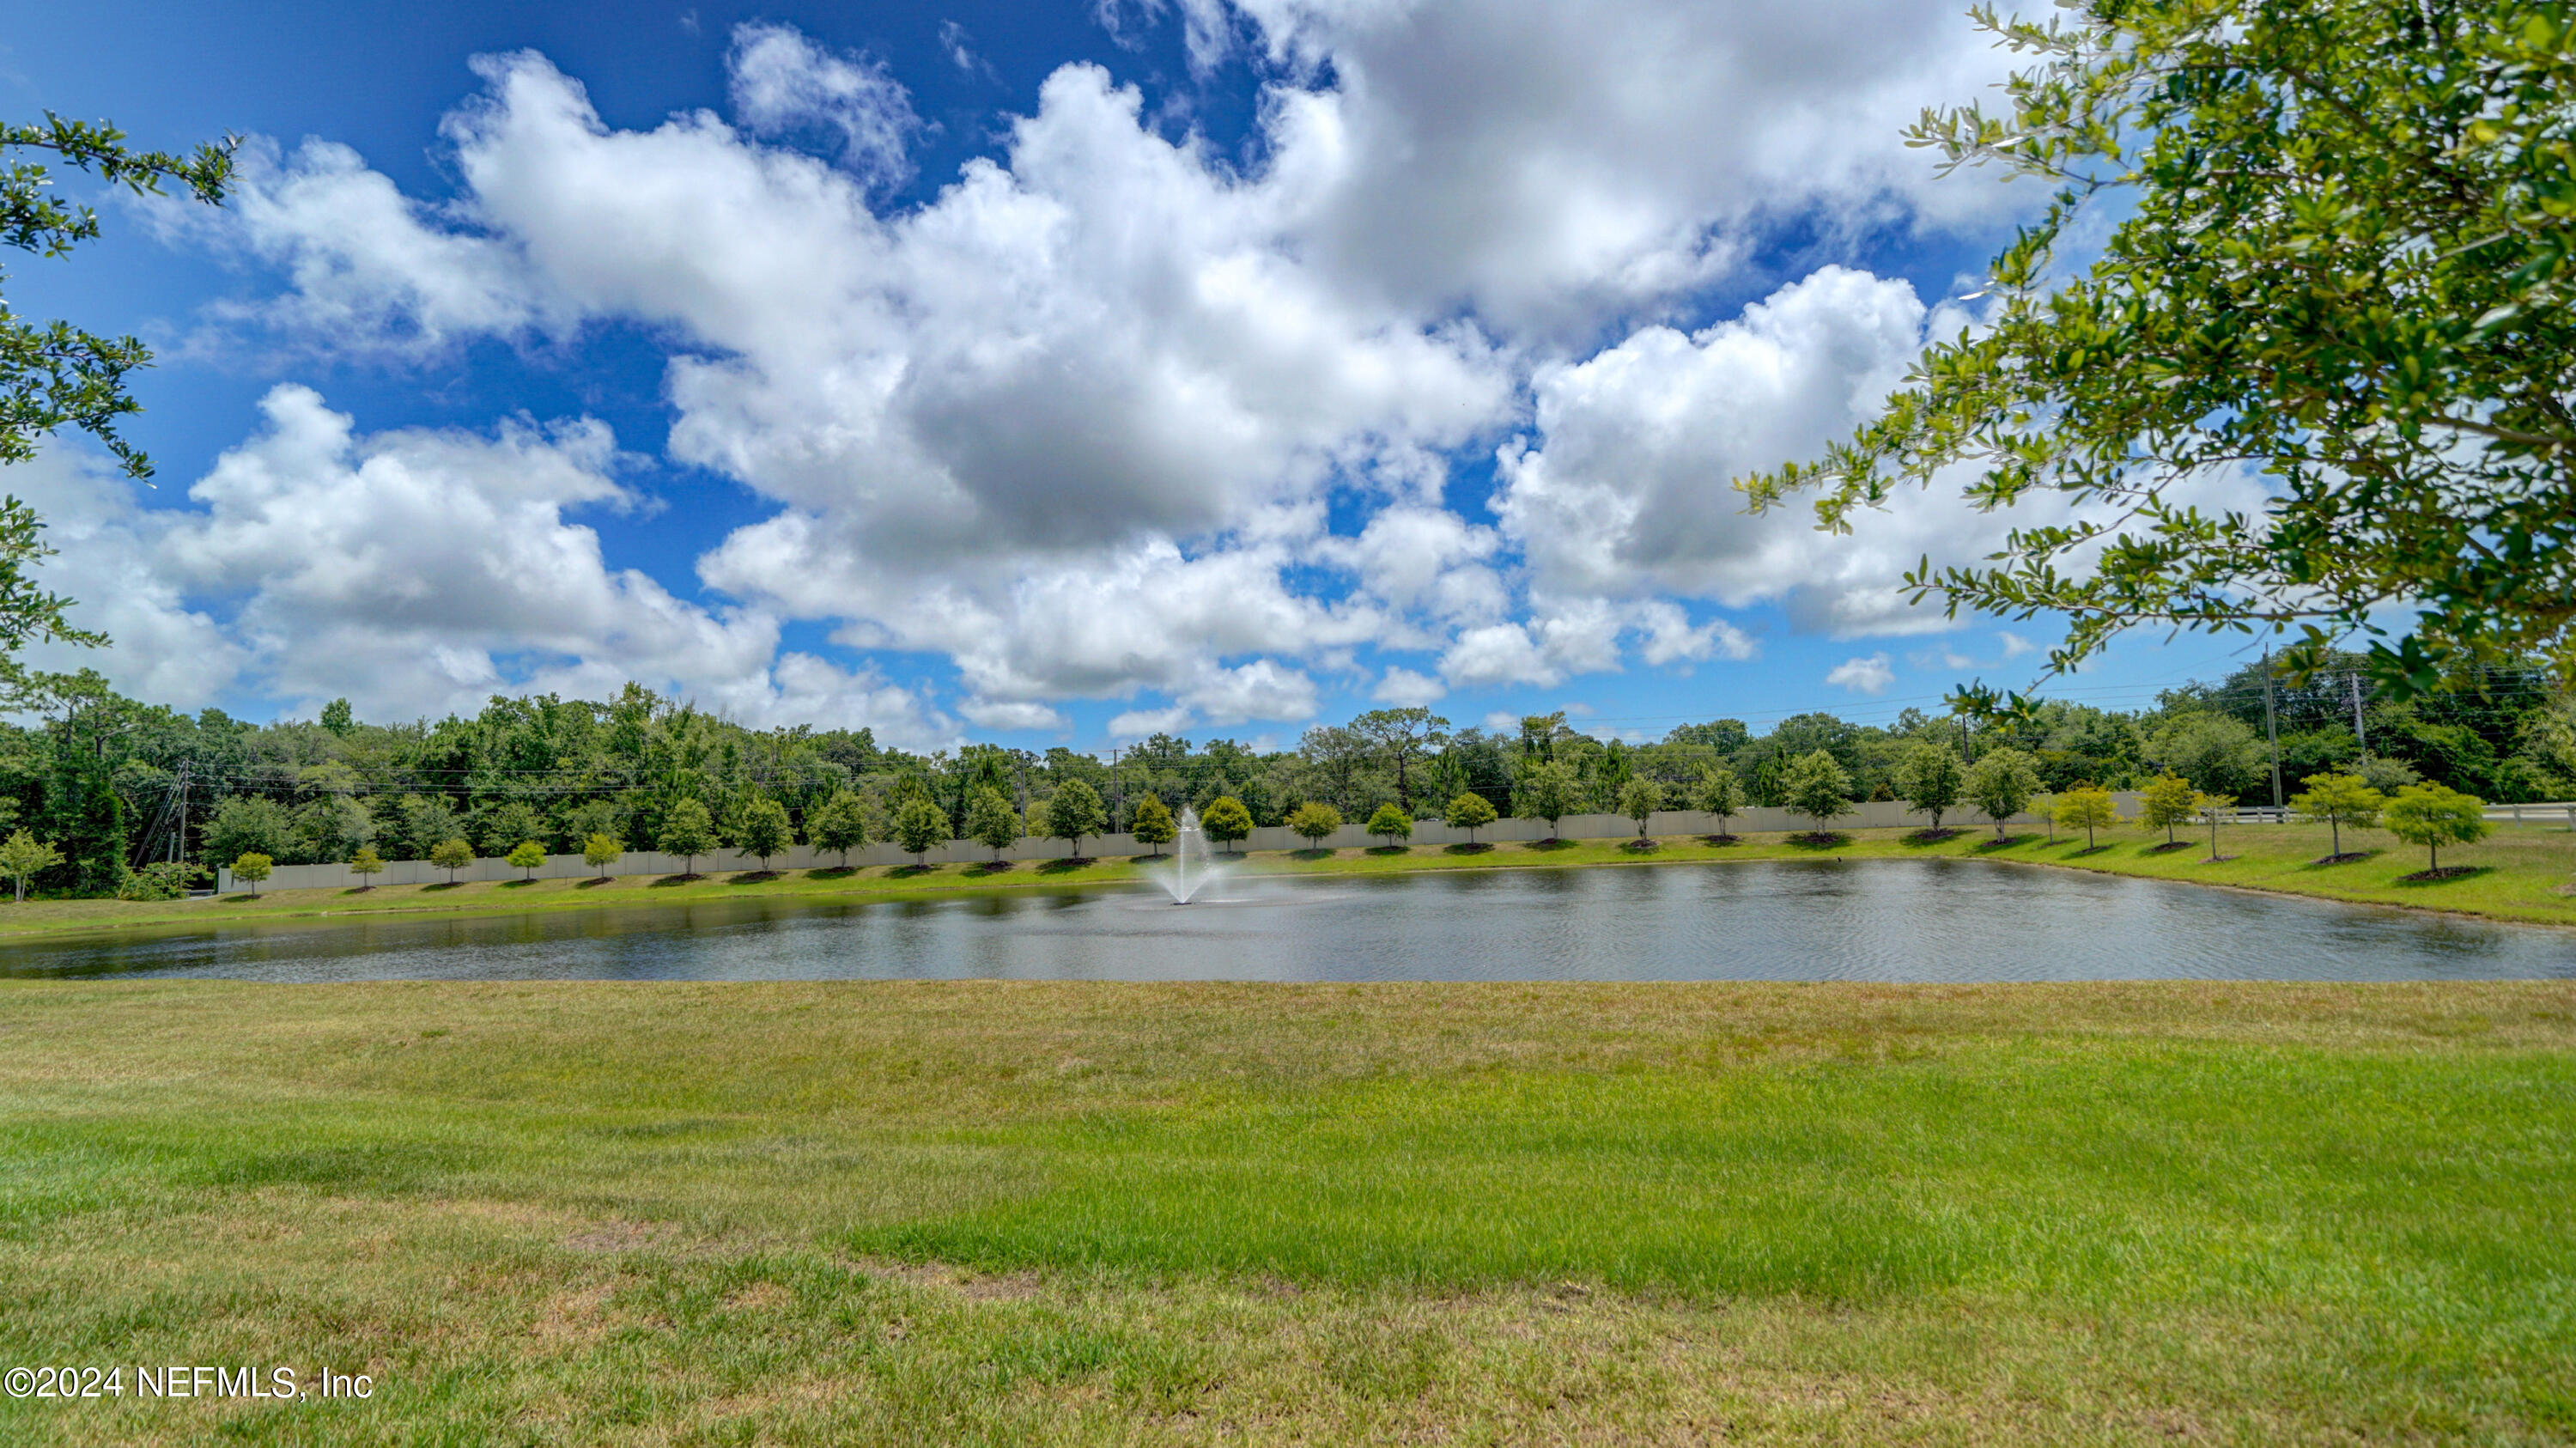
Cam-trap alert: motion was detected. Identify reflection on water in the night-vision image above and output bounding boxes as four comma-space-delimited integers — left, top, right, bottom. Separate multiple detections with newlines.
4, 859, 2571, 983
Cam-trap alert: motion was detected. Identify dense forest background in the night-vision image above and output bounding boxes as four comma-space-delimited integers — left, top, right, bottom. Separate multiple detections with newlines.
6, 654, 2572, 896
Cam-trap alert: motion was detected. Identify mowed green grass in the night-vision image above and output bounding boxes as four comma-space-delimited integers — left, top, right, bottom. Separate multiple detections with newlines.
3, 982, 2573, 1444
7, 816, 2576, 946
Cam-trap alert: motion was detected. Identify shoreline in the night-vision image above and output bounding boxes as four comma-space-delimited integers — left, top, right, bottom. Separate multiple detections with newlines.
3, 820, 2574, 948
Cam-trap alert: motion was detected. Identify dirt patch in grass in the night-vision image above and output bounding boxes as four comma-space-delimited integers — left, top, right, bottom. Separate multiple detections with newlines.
848, 1255, 1042, 1301
564, 1220, 682, 1254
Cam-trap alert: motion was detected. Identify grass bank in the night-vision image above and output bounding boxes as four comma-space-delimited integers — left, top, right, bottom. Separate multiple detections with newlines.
7, 817, 2576, 944
3, 981, 2573, 1445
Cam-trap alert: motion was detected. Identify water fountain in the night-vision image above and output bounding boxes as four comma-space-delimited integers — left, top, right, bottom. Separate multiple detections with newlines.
1148, 805, 1230, 903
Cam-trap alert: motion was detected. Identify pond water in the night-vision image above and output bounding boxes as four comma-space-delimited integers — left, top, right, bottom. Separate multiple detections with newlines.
6, 859, 2573, 983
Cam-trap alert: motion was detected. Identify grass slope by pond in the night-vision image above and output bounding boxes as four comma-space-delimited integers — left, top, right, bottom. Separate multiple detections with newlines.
7, 818, 2576, 945
3, 981, 2573, 1445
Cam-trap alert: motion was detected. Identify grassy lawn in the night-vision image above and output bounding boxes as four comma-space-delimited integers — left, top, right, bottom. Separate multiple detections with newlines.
6, 818, 2575, 945
2, 982, 2573, 1444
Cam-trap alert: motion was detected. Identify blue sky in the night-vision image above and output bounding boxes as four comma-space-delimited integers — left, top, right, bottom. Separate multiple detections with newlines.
0, 0, 2252, 751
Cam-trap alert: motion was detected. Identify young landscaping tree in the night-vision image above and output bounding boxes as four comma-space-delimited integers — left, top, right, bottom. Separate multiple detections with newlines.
807, 790, 867, 867
1893, 741, 1965, 832
1129, 795, 1176, 857
1515, 760, 1579, 842
1619, 777, 1663, 840
2139, 773, 2198, 846
349, 844, 386, 889
1365, 802, 1413, 848
429, 837, 473, 884
2054, 787, 2120, 850
1288, 801, 1342, 849
582, 832, 622, 881
1200, 796, 1254, 855
1046, 780, 1108, 859
1694, 764, 1745, 839
2195, 792, 2238, 861
506, 840, 544, 881
2289, 773, 2386, 860
232, 851, 272, 896
1782, 750, 1855, 838
1443, 789, 1497, 845
2383, 783, 2491, 874
658, 798, 717, 876
965, 785, 1021, 861
733, 797, 793, 872
1965, 748, 2044, 840
892, 798, 947, 866
0, 828, 62, 901
1741, 2, 2576, 696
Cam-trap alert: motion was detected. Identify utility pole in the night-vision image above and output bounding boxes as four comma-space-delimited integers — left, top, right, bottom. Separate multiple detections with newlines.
2262, 647, 2283, 818
2348, 671, 2367, 755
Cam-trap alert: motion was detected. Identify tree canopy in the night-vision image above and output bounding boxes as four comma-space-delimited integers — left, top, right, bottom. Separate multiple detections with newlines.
1744, 0, 2576, 697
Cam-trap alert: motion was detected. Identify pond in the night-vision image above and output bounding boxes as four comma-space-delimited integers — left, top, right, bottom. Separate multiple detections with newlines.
7, 859, 2573, 983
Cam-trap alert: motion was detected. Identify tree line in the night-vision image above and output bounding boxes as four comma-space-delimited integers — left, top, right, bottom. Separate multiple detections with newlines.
0, 648, 2567, 896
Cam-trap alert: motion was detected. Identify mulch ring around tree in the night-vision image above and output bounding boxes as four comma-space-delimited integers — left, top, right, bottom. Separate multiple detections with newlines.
1620, 837, 1661, 853
2398, 866, 2485, 883
1789, 831, 1850, 849
2142, 840, 2196, 855
2311, 852, 2373, 867
1699, 833, 1739, 847
1903, 827, 1964, 845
